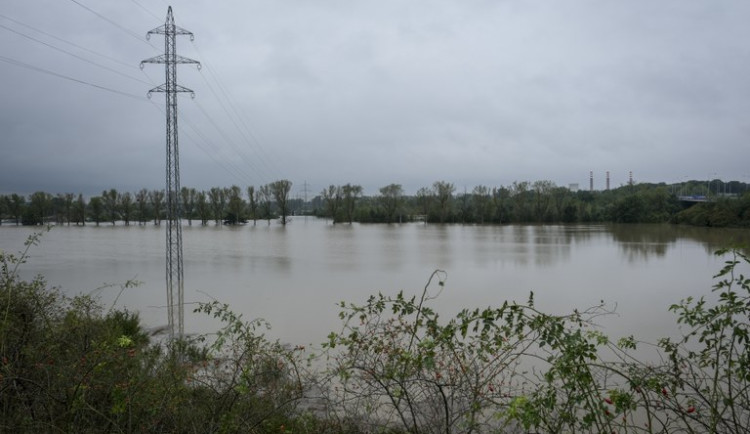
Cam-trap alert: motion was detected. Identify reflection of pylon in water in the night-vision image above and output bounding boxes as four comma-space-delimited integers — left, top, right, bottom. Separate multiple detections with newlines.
141, 7, 200, 341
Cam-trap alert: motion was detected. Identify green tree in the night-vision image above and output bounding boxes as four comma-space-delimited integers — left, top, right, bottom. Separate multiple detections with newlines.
259, 184, 273, 224
61, 193, 75, 226
247, 186, 257, 225
532, 180, 554, 222
9, 194, 24, 225
52, 193, 66, 224
378, 183, 404, 224
89, 196, 104, 226
195, 190, 210, 225
120, 192, 134, 226
225, 185, 246, 224
511, 181, 532, 222
0, 195, 8, 225
208, 187, 225, 225
415, 186, 433, 223
341, 183, 362, 224
472, 185, 491, 224
270, 179, 293, 225
322, 185, 342, 224
74, 194, 86, 225
135, 188, 149, 225
24, 191, 52, 225
180, 187, 196, 225
492, 186, 511, 223
433, 181, 455, 223
102, 188, 119, 225
457, 189, 472, 223
149, 190, 164, 225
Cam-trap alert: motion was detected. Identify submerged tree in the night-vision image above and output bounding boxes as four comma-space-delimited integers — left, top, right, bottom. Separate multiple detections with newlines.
208, 187, 225, 225
247, 185, 257, 225
341, 183, 362, 224
379, 183, 404, 223
225, 185, 245, 225
149, 190, 164, 225
322, 185, 342, 224
270, 179, 293, 225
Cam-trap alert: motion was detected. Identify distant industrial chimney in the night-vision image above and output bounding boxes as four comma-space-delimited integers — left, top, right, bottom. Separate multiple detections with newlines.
606, 171, 610, 191
629, 171, 634, 187
590, 171, 593, 192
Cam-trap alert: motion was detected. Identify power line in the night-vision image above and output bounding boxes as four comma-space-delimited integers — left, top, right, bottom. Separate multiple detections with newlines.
0, 54, 144, 100
192, 42, 286, 180
178, 107, 258, 186
67, 0, 157, 50
130, 0, 161, 21
0, 22, 151, 86
0, 13, 137, 70
192, 80, 275, 183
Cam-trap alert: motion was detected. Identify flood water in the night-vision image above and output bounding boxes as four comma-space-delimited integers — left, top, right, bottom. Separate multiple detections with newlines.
1, 219, 748, 346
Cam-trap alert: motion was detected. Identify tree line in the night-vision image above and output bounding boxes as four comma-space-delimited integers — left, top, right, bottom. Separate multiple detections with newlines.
2, 178, 749, 227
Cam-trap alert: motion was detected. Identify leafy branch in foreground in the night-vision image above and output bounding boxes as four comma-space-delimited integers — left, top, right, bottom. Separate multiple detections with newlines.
322, 250, 750, 434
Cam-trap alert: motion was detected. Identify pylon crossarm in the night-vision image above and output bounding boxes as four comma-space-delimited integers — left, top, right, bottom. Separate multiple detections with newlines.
147, 25, 194, 39
147, 85, 196, 99
141, 55, 200, 67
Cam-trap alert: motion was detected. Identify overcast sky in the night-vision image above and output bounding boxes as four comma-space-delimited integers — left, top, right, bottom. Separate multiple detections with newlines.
2, 0, 749, 197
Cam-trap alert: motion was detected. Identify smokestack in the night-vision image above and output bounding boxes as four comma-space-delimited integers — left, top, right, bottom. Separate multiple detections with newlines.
606, 171, 610, 191
590, 171, 593, 192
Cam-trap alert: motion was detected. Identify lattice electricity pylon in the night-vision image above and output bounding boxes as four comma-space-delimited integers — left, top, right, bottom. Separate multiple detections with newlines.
141, 7, 200, 342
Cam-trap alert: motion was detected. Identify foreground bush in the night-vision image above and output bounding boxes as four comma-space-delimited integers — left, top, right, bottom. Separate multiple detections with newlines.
0, 231, 338, 433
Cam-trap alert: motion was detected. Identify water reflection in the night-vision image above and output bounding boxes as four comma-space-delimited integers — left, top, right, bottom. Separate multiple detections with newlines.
417, 224, 453, 269
323, 224, 359, 272
379, 224, 406, 270
532, 226, 573, 267
609, 224, 750, 262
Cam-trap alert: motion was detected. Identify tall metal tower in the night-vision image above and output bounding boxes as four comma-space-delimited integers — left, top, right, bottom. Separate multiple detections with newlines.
141, 7, 200, 341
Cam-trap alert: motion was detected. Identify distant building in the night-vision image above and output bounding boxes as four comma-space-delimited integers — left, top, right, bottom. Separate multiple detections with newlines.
568, 183, 579, 192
